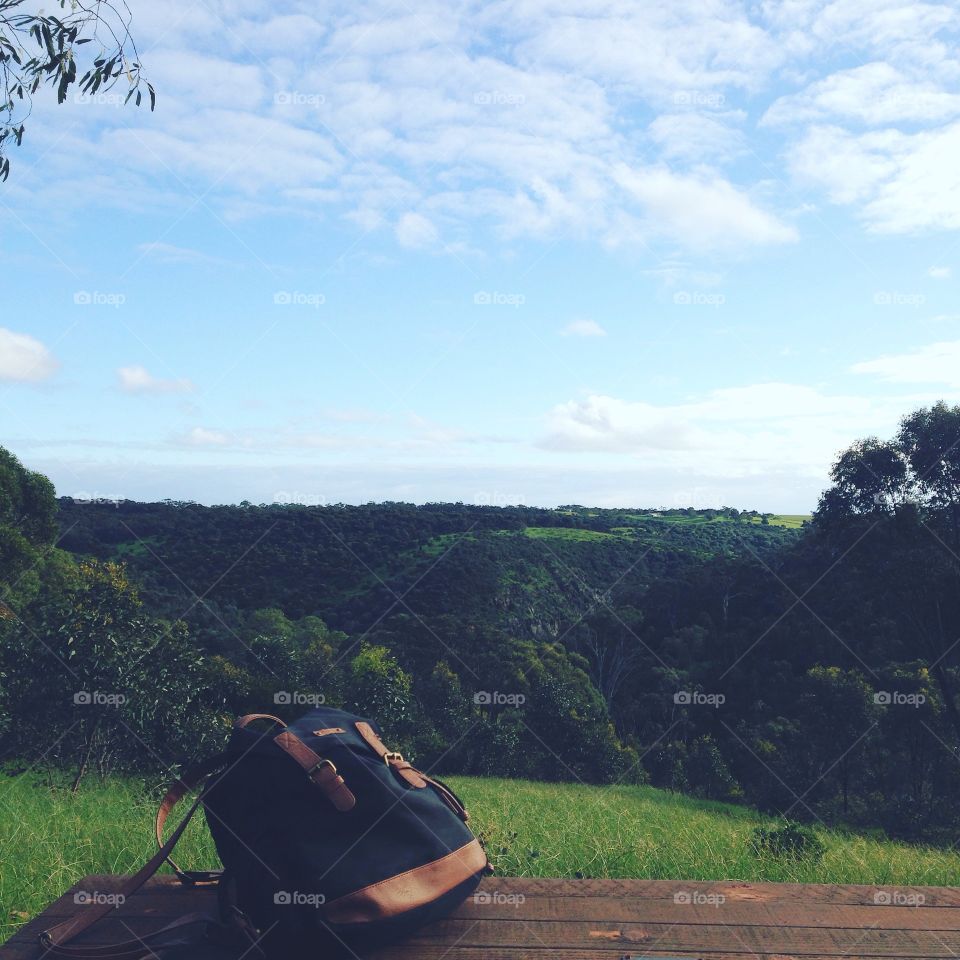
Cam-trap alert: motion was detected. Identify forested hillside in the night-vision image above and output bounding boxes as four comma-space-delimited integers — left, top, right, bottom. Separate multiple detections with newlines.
56, 500, 797, 642
6, 402, 960, 842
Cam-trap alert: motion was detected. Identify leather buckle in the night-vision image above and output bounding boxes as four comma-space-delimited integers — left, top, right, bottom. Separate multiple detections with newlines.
307, 758, 336, 780
383, 751, 404, 765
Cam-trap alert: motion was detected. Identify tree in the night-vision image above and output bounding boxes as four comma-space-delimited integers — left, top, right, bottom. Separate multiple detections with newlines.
815, 403, 960, 742
793, 666, 877, 815
0, 446, 59, 611
0, 560, 216, 787
1, 0, 154, 180
575, 605, 645, 712
818, 438, 910, 518
345, 645, 416, 752
898, 402, 960, 544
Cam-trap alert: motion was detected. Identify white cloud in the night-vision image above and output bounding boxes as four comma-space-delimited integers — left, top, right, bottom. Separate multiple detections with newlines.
613, 165, 798, 249
185, 427, 230, 446
863, 122, 960, 233
540, 383, 929, 476
509, 0, 783, 96
648, 112, 745, 162
136, 242, 237, 267
929, 265, 952, 278
7, 0, 806, 254
560, 319, 607, 338
788, 125, 901, 205
14, 0, 960, 253
395, 212, 438, 249
118, 365, 194, 394
852, 340, 960, 386
764, 62, 960, 127
0, 328, 58, 382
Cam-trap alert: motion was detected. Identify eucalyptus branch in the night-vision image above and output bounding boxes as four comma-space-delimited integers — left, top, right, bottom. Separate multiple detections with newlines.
0, 0, 153, 180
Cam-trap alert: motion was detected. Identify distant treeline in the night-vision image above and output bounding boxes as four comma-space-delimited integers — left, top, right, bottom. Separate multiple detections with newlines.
4, 402, 960, 841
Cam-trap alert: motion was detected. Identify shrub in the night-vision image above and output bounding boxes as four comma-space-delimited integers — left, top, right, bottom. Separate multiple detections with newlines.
751, 822, 825, 861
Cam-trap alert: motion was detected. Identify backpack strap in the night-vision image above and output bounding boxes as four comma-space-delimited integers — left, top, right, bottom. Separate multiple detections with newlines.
155, 755, 226, 884
355, 721, 428, 788
38, 753, 250, 960
273, 730, 357, 811
234, 713, 287, 731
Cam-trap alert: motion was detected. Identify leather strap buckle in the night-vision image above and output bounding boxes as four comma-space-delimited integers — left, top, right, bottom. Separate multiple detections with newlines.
384, 751, 404, 765
308, 758, 337, 780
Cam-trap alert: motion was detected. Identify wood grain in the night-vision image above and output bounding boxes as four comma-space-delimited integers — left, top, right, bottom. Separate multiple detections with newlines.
4, 875, 960, 959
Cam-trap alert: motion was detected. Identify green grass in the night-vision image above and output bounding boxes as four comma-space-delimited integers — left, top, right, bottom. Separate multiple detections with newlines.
634, 512, 810, 529
113, 536, 161, 559
3, 774, 958, 943
764, 514, 810, 529
523, 527, 617, 541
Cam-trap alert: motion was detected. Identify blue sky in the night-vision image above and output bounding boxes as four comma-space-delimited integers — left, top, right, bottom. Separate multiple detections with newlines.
4, 0, 960, 511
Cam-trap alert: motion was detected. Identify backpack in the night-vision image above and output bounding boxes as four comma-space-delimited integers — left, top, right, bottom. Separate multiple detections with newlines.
40, 708, 491, 958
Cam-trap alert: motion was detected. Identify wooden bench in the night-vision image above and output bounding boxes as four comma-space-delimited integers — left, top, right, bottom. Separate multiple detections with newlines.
4, 875, 960, 958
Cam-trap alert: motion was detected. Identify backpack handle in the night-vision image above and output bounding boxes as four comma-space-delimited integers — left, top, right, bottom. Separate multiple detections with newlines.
234, 713, 287, 731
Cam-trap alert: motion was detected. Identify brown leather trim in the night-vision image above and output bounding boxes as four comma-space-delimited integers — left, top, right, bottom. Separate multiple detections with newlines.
392, 760, 428, 788
354, 721, 427, 787
234, 713, 286, 731
354, 720, 388, 757
323, 839, 488, 924
155, 756, 226, 882
423, 775, 468, 820
273, 731, 356, 812
312, 727, 346, 736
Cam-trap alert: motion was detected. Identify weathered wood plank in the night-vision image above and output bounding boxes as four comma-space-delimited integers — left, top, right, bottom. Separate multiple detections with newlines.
34, 874, 960, 910
21, 893, 960, 933
5, 875, 960, 960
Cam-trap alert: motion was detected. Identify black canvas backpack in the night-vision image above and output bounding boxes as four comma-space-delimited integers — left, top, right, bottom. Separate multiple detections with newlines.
41, 708, 491, 958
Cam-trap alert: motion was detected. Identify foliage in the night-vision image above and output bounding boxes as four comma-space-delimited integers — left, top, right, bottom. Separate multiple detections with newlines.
0, 560, 220, 785
0, 0, 154, 180
751, 822, 825, 862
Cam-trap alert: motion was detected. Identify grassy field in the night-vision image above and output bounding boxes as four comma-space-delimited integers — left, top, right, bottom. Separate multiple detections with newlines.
3, 773, 959, 942
642, 512, 810, 529
523, 526, 616, 541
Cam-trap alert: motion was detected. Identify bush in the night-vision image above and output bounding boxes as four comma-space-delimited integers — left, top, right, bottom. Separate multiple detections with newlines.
751, 822, 825, 861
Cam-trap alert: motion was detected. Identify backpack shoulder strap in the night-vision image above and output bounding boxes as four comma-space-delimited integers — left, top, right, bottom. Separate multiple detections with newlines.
155, 754, 227, 884
39, 752, 235, 960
